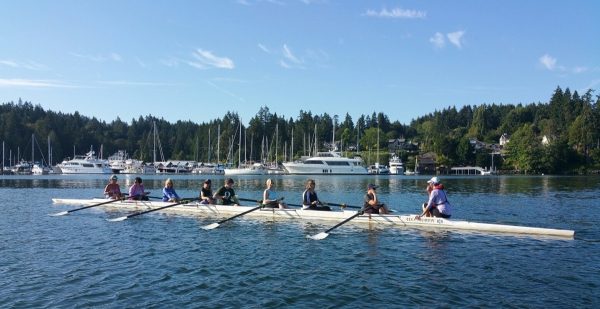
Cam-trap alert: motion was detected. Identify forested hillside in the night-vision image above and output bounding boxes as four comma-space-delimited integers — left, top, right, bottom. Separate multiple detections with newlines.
1, 86, 598, 174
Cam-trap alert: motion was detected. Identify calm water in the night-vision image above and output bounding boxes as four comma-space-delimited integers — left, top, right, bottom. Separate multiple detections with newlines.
1, 174, 598, 308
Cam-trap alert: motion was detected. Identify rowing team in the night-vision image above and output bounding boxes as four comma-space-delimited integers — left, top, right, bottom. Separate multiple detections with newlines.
104, 175, 452, 219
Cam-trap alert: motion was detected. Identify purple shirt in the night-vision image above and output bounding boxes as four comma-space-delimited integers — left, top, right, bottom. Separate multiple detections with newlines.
426, 188, 452, 216
129, 183, 146, 199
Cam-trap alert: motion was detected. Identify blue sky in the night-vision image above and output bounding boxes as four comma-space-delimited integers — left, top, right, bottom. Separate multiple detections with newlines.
1, 0, 598, 126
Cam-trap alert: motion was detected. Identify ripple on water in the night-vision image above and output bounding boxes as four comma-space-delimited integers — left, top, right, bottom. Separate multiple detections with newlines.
1, 176, 600, 307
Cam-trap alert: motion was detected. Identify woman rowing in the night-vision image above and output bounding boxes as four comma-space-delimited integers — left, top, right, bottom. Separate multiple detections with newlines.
213, 178, 240, 205
162, 178, 180, 202
416, 176, 452, 219
302, 179, 331, 211
363, 183, 389, 214
103, 174, 123, 199
199, 179, 214, 204
263, 178, 287, 209
129, 177, 150, 201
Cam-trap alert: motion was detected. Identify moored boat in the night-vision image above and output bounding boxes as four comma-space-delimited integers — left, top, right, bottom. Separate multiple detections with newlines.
283, 151, 368, 175
389, 155, 405, 175
224, 162, 267, 175
58, 151, 111, 174
11, 160, 32, 175
51, 198, 574, 238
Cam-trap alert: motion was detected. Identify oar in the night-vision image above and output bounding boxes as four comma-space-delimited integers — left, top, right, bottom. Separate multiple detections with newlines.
49, 197, 126, 216
238, 197, 285, 204
106, 199, 193, 222
238, 197, 262, 203
323, 202, 362, 209
308, 208, 366, 240
324, 201, 396, 213
201, 205, 264, 230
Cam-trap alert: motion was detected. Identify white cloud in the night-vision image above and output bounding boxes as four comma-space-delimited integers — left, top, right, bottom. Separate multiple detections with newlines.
161, 57, 180, 68
206, 81, 245, 102
429, 32, 445, 49
447, 31, 465, 48
70, 52, 122, 62
110, 53, 123, 62
279, 60, 292, 69
365, 7, 426, 19
0, 60, 19, 67
539, 54, 557, 70
0, 78, 75, 88
282, 44, 301, 64
0, 59, 47, 70
258, 43, 271, 54
97, 80, 174, 86
191, 49, 234, 69
572, 66, 588, 74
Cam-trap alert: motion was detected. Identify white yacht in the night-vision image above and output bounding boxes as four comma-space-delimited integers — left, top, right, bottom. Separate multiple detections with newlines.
108, 150, 128, 174
224, 162, 267, 175
368, 162, 390, 175
122, 159, 156, 174
58, 151, 112, 174
191, 163, 225, 175
282, 151, 368, 175
389, 155, 405, 175
32, 163, 50, 175
11, 160, 32, 175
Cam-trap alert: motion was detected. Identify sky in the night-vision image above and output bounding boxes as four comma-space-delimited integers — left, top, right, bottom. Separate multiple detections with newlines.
1, 0, 599, 126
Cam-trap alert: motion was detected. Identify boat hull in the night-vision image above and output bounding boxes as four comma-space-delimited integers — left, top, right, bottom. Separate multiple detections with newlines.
51, 198, 574, 238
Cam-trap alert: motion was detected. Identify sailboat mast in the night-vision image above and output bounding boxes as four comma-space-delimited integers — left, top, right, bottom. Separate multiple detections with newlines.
217, 124, 220, 163
48, 136, 51, 166
31, 134, 34, 163
275, 123, 278, 164
377, 123, 380, 164
153, 121, 156, 164
208, 127, 211, 163
314, 124, 317, 156
250, 133, 254, 163
238, 119, 242, 167
332, 120, 335, 151
356, 124, 360, 153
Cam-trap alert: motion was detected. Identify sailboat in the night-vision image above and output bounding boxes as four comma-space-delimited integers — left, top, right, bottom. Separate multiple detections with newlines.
224, 119, 266, 175
368, 125, 389, 174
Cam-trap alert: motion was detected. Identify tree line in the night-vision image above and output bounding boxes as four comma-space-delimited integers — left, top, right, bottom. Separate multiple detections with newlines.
1, 86, 599, 174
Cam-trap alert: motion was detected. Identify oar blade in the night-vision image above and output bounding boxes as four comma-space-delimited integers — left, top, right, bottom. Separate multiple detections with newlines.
202, 223, 220, 230
307, 232, 329, 240
107, 216, 128, 222
49, 211, 69, 217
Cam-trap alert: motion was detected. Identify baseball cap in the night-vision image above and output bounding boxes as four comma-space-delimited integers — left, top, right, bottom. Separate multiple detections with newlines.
427, 177, 440, 184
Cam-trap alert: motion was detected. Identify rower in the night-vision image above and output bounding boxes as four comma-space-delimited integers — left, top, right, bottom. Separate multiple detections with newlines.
129, 176, 150, 201
416, 177, 452, 219
162, 178, 180, 202
263, 178, 287, 209
213, 178, 240, 206
302, 179, 331, 211
104, 174, 123, 199
363, 183, 389, 214
199, 179, 214, 204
